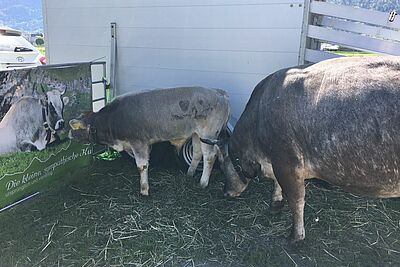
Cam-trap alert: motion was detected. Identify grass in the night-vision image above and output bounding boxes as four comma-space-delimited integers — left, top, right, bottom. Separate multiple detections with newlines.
0, 152, 399, 266
0, 139, 71, 177
332, 51, 379, 57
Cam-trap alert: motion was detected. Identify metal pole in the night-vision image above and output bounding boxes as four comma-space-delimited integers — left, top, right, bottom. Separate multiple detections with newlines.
0, 192, 40, 212
102, 62, 107, 103
298, 0, 312, 65
110, 22, 117, 99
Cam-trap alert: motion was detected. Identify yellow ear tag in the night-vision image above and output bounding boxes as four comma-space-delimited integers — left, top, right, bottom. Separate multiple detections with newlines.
69, 120, 83, 130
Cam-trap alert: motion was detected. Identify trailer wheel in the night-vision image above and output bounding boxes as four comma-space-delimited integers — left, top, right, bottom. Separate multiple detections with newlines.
179, 138, 203, 172
179, 127, 231, 172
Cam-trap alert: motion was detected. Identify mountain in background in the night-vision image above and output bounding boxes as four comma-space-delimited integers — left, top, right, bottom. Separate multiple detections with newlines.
0, 0, 42, 33
0, 0, 399, 34
329, 0, 400, 12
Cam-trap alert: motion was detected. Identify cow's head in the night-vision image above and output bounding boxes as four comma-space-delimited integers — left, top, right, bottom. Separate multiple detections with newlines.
44, 89, 69, 131
203, 135, 251, 198
68, 112, 96, 143
214, 128, 266, 198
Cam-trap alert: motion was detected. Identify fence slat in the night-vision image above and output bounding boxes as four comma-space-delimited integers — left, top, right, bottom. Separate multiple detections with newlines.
310, 1, 400, 30
320, 17, 400, 43
304, 48, 342, 63
307, 25, 400, 55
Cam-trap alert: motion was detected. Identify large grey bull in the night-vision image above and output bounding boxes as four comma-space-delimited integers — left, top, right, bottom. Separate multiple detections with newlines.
217, 56, 400, 242
69, 87, 230, 195
0, 89, 69, 154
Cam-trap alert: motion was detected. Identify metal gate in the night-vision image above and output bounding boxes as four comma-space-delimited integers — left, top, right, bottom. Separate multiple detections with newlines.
90, 61, 107, 111
299, 0, 400, 63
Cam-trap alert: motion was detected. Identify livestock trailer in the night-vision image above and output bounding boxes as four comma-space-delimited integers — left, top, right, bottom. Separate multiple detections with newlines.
42, 0, 400, 120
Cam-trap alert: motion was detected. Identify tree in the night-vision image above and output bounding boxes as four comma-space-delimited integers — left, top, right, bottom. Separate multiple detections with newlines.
35, 37, 44, 46
327, 0, 400, 12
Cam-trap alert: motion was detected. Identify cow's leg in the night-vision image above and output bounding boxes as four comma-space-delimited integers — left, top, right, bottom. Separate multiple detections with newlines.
260, 160, 284, 212
199, 142, 217, 188
130, 145, 150, 196
126, 151, 135, 159
271, 176, 284, 212
18, 140, 38, 152
187, 134, 202, 177
272, 158, 306, 243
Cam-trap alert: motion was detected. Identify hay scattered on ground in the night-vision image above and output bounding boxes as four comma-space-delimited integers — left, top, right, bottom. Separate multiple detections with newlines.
0, 155, 399, 266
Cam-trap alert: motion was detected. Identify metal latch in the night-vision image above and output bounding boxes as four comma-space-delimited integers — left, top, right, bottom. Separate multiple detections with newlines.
389, 11, 397, 22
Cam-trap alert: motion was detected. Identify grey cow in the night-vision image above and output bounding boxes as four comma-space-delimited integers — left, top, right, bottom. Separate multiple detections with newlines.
69, 87, 230, 195
218, 56, 400, 242
0, 89, 69, 155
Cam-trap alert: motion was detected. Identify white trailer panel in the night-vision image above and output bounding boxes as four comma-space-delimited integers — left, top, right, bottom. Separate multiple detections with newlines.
43, 0, 305, 119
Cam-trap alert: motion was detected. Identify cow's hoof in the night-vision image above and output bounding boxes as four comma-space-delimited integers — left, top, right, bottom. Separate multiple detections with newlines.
287, 236, 305, 246
187, 169, 195, 177
199, 179, 209, 188
287, 229, 305, 244
224, 190, 241, 198
270, 200, 284, 213
140, 187, 149, 196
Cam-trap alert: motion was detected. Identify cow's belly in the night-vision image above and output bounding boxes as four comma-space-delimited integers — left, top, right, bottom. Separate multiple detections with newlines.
0, 128, 18, 154
150, 119, 208, 140
0, 142, 17, 154
120, 122, 203, 146
111, 140, 133, 152
315, 172, 400, 198
308, 147, 400, 198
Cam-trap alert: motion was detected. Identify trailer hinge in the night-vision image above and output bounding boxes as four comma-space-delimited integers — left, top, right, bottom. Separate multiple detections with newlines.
389, 11, 397, 22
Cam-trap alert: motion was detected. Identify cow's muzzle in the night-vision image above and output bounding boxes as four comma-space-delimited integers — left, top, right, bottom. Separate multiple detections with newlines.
55, 119, 65, 130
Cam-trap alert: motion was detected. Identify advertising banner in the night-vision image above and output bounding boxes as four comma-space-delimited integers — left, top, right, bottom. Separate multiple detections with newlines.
0, 63, 98, 210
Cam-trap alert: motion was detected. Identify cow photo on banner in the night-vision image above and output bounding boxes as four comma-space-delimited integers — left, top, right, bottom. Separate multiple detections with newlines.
0, 64, 96, 210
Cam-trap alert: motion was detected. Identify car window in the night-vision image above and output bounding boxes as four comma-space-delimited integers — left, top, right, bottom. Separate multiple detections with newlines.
0, 35, 37, 52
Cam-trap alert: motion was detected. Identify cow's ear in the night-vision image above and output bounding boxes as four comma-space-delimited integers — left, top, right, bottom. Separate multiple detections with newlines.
69, 119, 85, 130
63, 96, 69, 106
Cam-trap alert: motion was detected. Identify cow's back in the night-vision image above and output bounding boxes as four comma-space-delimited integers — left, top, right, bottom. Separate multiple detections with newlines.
256, 56, 400, 197
98, 87, 229, 143
1, 97, 42, 129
